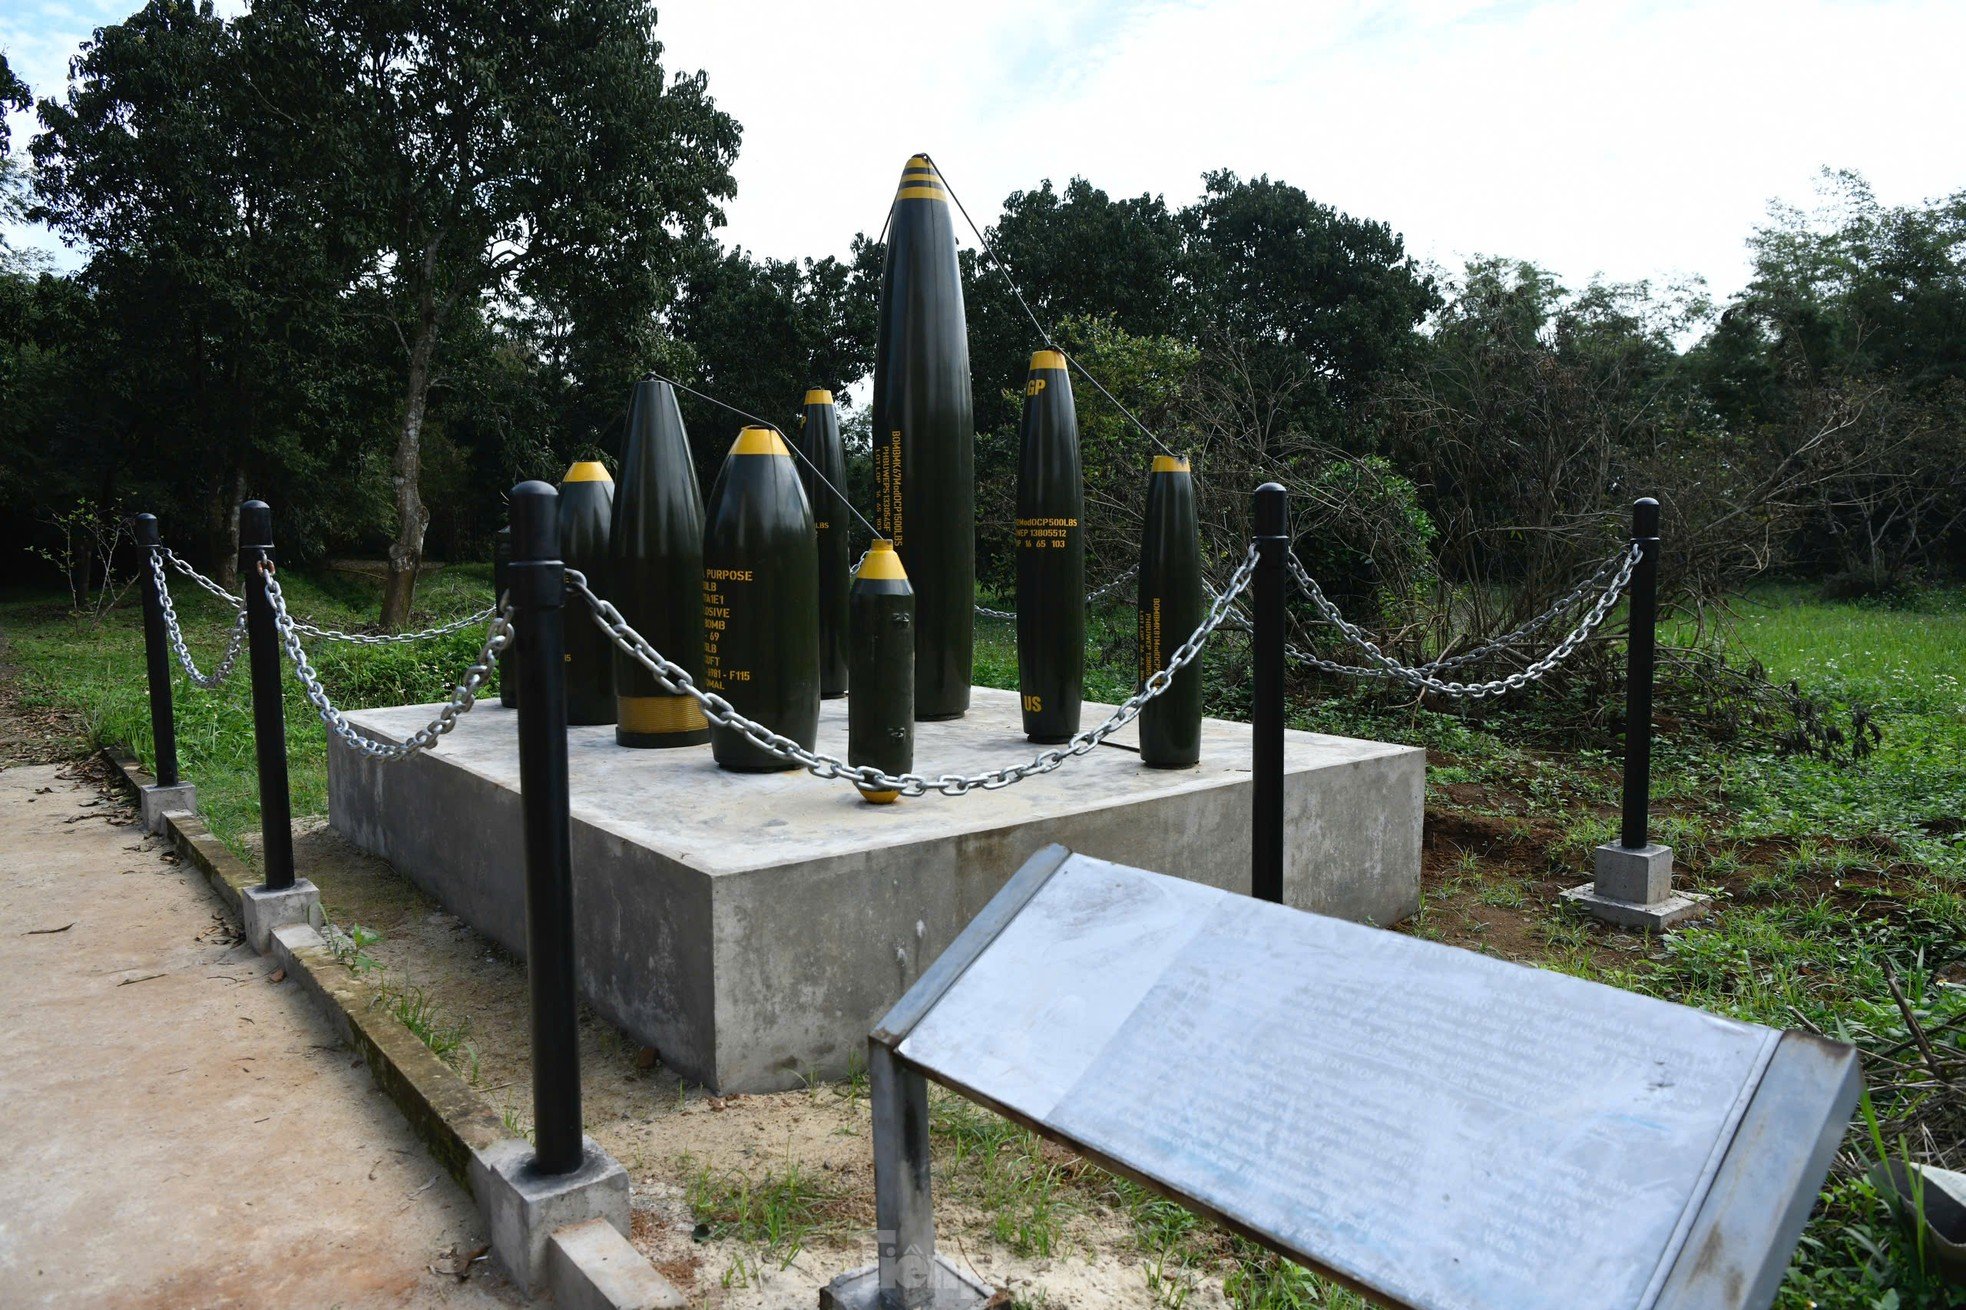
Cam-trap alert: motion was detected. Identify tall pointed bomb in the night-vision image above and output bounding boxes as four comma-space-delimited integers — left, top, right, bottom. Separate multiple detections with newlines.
848, 541, 914, 804
795, 389, 850, 698
702, 426, 820, 772
558, 460, 617, 726
609, 380, 710, 748
1137, 456, 1203, 767
1015, 350, 1085, 743
872, 154, 974, 720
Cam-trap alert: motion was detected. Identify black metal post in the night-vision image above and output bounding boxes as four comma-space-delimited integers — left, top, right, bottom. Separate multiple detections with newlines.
1251, 482, 1288, 904
134, 514, 180, 789
1619, 498, 1661, 851
510, 480, 584, 1176
239, 500, 295, 890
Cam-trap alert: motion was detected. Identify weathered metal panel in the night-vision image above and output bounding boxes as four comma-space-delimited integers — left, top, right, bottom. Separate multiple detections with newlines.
897, 854, 1856, 1310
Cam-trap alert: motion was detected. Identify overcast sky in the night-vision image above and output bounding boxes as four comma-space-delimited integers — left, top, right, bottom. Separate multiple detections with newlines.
8, 0, 1965, 303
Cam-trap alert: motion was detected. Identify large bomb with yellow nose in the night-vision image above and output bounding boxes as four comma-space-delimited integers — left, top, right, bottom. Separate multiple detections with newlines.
702, 426, 820, 772
795, 389, 850, 699
558, 460, 617, 726
848, 541, 914, 804
609, 379, 710, 747
1136, 455, 1203, 767
1015, 350, 1085, 743
872, 154, 974, 721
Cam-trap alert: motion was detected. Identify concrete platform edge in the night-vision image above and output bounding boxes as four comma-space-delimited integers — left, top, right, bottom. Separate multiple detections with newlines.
102, 751, 679, 1309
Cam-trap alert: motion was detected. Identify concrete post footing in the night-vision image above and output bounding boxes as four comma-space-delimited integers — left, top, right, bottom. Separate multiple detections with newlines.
1563, 842, 1709, 931
239, 879, 322, 954
138, 782, 196, 835
469, 1137, 629, 1291
819, 1256, 997, 1309
548, 1217, 688, 1310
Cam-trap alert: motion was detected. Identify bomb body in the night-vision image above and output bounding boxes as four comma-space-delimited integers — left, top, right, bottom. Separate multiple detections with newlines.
609, 380, 710, 747
1137, 456, 1203, 767
872, 155, 974, 720
796, 389, 850, 698
1015, 350, 1085, 743
559, 461, 617, 725
702, 427, 820, 772
848, 541, 914, 803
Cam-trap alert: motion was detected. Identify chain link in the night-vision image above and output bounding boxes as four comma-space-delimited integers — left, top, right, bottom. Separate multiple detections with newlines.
164, 547, 493, 644
287, 608, 497, 645
976, 572, 1135, 621
150, 549, 248, 688
1285, 544, 1641, 698
259, 557, 511, 760
570, 545, 1256, 797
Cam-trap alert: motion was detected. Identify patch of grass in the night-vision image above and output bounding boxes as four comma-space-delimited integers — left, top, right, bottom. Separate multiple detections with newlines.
686, 1156, 846, 1268
0, 566, 497, 861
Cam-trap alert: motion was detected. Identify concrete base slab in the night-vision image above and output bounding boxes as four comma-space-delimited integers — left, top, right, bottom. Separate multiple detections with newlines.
138, 781, 195, 834
819, 1256, 996, 1309
469, 1136, 629, 1291
239, 878, 321, 954
328, 686, 1423, 1093
1563, 883, 1712, 932
549, 1217, 688, 1310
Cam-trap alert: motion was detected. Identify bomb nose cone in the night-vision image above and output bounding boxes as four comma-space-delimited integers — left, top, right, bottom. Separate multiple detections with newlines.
895, 155, 947, 201
730, 425, 790, 456
857, 539, 908, 581
1030, 349, 1067, 371
803, 389, 834, 406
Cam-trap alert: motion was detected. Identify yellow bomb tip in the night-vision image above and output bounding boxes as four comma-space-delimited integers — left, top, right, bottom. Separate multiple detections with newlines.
564, 460, 613, 483
856, 540, 909, 581
804, 388, 834, 406
1151, 455, 1190, 474
731, 426, 790, 456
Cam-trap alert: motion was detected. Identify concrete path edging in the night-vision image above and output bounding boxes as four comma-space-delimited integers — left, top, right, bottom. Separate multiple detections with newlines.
104, 751, 690, 1309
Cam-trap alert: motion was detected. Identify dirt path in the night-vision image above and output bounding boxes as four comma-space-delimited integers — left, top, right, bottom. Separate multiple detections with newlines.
0, 761, 522, 1310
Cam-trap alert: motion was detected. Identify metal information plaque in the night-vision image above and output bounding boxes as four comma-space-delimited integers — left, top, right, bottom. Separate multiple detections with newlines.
838, 847, 1861, 1310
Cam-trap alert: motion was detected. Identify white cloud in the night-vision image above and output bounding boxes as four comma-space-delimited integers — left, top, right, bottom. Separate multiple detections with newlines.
659, 0, 1966, 299
8, 0, 1964, 298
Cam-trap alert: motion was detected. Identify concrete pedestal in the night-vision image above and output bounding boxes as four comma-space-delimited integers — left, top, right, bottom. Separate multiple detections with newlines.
1564, 842, 1709, 932
239, 878, 321, 954
470, 1137, 629, 1291
138, 782, 195, 835
327, 687, 1423, 1092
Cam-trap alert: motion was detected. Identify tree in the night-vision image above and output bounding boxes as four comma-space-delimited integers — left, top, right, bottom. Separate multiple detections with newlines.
961, 178, 1192, 435
242, 0, 741, 625
1182, 171, 1438, 448
30, 1, 373, 580
666, 241, 877, 479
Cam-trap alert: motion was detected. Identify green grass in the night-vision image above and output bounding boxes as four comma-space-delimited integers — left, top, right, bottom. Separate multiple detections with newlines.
0, 565, 498, 864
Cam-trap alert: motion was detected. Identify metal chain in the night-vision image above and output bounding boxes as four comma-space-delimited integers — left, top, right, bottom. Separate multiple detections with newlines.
164, 547, 492, 645
976, 574, 1136, 620
569, 544, 1256, 797
288, 608, 496, 645
259, 557, 511, 760
149, 549, 248, 689
1285, 544, 1641, 698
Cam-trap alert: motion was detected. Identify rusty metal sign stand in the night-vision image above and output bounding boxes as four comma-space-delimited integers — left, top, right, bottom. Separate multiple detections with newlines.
822, 845, 1861, 1310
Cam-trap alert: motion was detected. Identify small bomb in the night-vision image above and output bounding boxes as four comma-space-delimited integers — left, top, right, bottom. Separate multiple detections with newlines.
848, 540, 915, 803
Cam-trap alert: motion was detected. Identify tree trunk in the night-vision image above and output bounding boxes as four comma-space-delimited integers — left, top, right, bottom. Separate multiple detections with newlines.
217, 464, 246, 590
380, 313, 439, 629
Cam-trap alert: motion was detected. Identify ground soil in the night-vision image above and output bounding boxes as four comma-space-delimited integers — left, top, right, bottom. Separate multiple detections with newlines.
0, 754, 522, 1309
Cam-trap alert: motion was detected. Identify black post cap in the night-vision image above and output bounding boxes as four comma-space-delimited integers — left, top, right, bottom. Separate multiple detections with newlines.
134, 513, 160, 546
239, 500, 273, 548
509, 481, 561, 562
1254, 482, 1289, 536
1632, 497, 1661, 538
